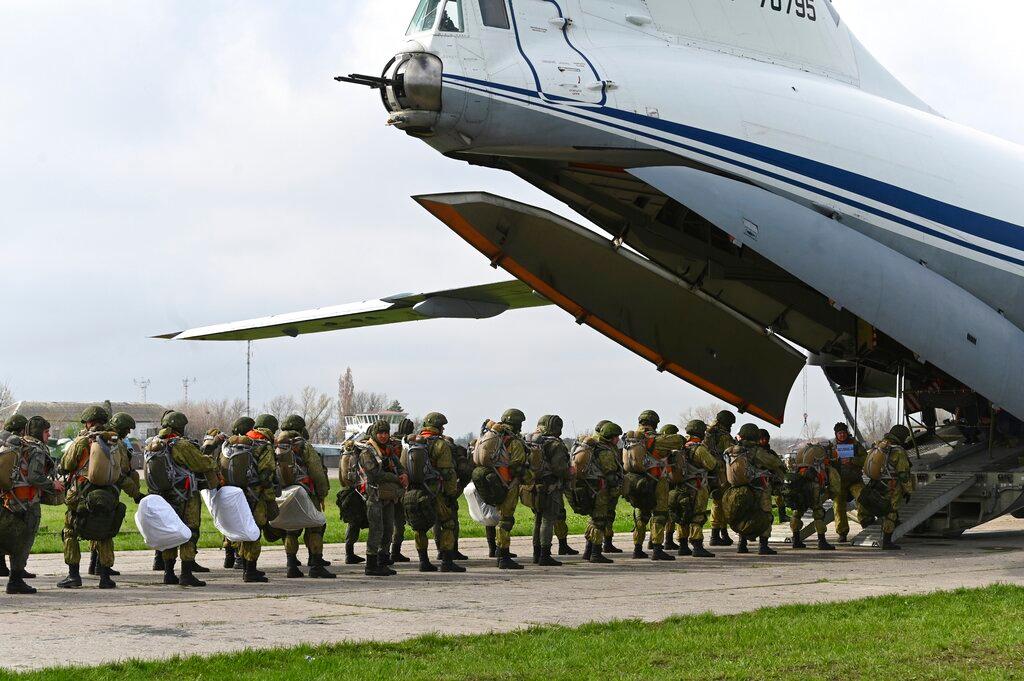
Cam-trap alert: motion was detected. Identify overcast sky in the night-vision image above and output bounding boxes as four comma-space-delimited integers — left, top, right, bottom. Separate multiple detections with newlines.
3, 1, 1022, 437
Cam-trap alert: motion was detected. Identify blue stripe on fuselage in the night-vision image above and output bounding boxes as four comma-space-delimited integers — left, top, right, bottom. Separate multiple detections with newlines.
442, 73, 1024, 268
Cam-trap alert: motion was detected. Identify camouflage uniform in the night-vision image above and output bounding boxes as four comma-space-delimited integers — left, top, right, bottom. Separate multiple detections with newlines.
224, 428, 278, 581
670, 421, 717, 557
868, 427, 916, 550
493, 412, 529, 570
280, 436, 332, 578
582, 423, 624, 564
723, 424, 786, 555
359, 422, 407, 576
407, 415, 463, 573
704, 412, 736, 546
526, 415, 570, 567
788, 443, 836, 550
829, 423, 868, 541
2, 422, 58, 594
0, 414, 28, 579
624, 410, 674, 560
337, 439, 367, 565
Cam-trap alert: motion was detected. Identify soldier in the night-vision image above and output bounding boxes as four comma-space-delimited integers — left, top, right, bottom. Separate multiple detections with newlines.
0, 414, 28, 578
57, 406, 141, 589
149, 411, 219, 587
492, 409, 529, 570
220, 417, 277, 583
623, 410, 674, 561
579, 421, 623, 564
788, 442, 836, 551
864, 424, 916, 550
2, 417, 63, 594
358, 419, 407, 577
758, 429, 790, 524
277, 415, 334, 578
592, 419, 624, 555
337, 438, 368, 565
705, 410, 737, 546
213, 417, 256, 570
526, 415, 571, 567
723, 423, 786, 555
436, 437, 473, 561
830, 422, 868, 542
669, 420, 717, 558
390, 417, 416, 564
87, 413, 144, 579
657, 424, 681, 552
405, 412, 464, 573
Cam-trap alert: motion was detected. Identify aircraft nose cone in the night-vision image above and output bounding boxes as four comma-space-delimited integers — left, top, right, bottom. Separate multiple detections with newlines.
383, 52, 442, 134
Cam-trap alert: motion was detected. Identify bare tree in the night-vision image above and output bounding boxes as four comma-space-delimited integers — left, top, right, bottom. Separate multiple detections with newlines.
351, 390, 389, 414
298, 386, 334, 443
800, 418, 823, 441
0, 381, 14, 413
338, 368, 355, 416
857, 401, 895, 445
262, 394, 298, 425
171, 398, 246, 438
679, 402, 732, 427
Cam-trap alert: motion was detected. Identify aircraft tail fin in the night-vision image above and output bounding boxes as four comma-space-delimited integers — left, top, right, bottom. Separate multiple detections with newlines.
641, 0, 936, 114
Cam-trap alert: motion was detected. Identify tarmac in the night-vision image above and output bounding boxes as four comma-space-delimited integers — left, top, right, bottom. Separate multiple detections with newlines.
2, 518, 1023, 671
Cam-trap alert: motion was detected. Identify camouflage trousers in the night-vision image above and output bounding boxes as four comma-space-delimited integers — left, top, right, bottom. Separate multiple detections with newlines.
881, 487, 905, 534
495, 481, 521, 550
710, 458, 729, 529
415, 494, 456, 552
585, 489, 616, 544
790, 480, 828, 536
433, 496, 460, 548
63, 487, 114, 567
632, 476, 671, 545
832, 465, 864, 536
3, 505, 40, 572
531, 485, 562, 548
161, 494, 201, 563
554, 493, 569, 541
392, 501, 406, 550
239, 497, 277, 562
672, 485, 711, 543
605, 495, 620, 540
366, 488, 397, 556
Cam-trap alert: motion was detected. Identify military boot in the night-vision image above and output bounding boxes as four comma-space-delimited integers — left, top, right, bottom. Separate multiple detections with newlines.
440, 550, 466, 573
778, 505, 790, 523
485, 526, 497, 558
452, 538, 469, 561
677, 538, 692, 557
57, 563, 82, 589
817, 533, 836, 551
15, 568, 35, 580
286, 554, 304, 578
308, 555, 336, 579
311, 551, 332, 567
390, 541, 410, 563
224, 547, 236, 569
881, 532, 902, 550
632, 543, 648, 560
664, 535, 680, 551
190, 557, 211, 573
496, 547, 523, 570
719, 529, 735, 546
163, 559, 179, 585
603, 537, 623, 553
179, 561, 207, 587
582, 540, 593, 561
345, 543, 365, 565
837, 532, 849, 543
152, 551, 165, 571
243, 557, 268, 583
736, 537, 750, 554
364, 554, 391, 577
589, 543, 613, 564
791, 532, 807, 549
557, 537, 578, 556
6, 572, 35, 595
646, 539, 654, 551
758, 537, 778, 556
691, 539, 715, 558
651, 544, 675, 561
532, 540, 540, 565
709, 528, 724, 546
418, 549, 438, 573
0, 554, 8, 577
233, 554, 245, 570
538, 545, 562, 567
87, 550, 99, 575
97, 565, 116, 589
378, 552, 397, 576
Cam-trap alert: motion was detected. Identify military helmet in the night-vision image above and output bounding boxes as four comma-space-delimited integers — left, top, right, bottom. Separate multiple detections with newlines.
834, 422, 850, 433
539, 415, 564, 437
109, 412, 136, 436
422, 412, 447, 430
3, 414, 27, 434
368, 419, 391, 436
274, 430, 300, 447
715, 410, 737, 426
594, 419, 610, 433
886, 424, 912, 444
685, 419, 707, 437
599, 421, 623, 440
280, 414, 306, 432
231, 416, 256, 436
254, 414, 279, 432
638, 409, 660, 427
659, 424, 679, 435
758, 428, 771, 442
160, 411, 188, 432
80, 405, 110, 425
27, 416, 50, 440
501, 408, 526, 427
738, 423, 760, 441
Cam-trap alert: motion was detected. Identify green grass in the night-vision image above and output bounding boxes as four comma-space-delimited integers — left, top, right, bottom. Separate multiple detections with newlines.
31, 481, 646, 554
5, 585, 1024, 680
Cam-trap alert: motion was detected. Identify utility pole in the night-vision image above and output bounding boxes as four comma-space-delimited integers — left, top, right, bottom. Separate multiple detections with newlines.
133, 377, 151, 403
246, 341, 252, 416
182, 377, 197, 405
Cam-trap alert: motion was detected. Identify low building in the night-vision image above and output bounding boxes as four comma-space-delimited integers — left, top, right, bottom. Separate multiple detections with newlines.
0, 401, 169, 442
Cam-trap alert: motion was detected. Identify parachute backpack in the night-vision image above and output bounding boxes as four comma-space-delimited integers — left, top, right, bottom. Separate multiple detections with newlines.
726, 445, 761, 487
220, 436, 261, 488
472, 421, 508, 467
470, 466, 508, 506
403, 436, 440, 488
86, 434, 120, 487
275, 433, 311, 490
75, 486, 127, 541
622, 433, 653, 475
144, 437, 194, 502
0, 438, 23, 492
864, 442, 893, 482
402, 488, 437, 532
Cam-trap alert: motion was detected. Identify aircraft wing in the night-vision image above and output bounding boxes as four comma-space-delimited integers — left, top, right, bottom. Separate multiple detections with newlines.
155, 280, 549, 341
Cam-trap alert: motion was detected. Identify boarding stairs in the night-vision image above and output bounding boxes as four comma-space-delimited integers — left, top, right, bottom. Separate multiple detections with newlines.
850, 472, 977, 547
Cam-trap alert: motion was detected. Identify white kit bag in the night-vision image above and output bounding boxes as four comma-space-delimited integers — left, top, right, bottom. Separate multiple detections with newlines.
201, 487, 261, 543
135, 494, 193, 550
269, 485, 326, 532
464, 482, 500, 527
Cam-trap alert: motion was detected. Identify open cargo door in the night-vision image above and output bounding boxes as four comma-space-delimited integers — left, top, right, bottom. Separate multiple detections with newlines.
415, 192, 804, 425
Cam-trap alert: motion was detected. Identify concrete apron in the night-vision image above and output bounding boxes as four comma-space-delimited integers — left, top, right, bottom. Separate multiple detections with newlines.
2, 519, 1023, 671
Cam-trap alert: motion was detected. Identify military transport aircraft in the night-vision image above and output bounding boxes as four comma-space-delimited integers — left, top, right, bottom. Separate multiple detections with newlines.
160, 0, 1024, 429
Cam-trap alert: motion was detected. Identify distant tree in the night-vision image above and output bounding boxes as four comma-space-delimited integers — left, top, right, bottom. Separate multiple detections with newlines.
387, 399, 403, 412
338, 368, 355, 417
172, 398, 246, 438
679, 402, 733, 428
262, 394, 298, 425
351, 390, 389, 414
857, 401, 895, 445
298, 386, 334, 443
0, 381, 13, 413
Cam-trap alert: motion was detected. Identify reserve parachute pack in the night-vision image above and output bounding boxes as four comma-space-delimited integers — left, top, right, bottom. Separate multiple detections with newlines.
472, 421, 507, 467
220, 436, 260, 488
725, 445, 764, 487
623, 472, 657, 511
451, 443, 474, 491
75, 486, 127, 541
567, 439, 599, 515
723, 485, 773, 538
144, 437, 195, 501
794, 443, 829, 470
857, 479, 893, 517
403, 436, 439, 488
471, 465, 508, 506
402, 487, 437, 532
86, 435, 120, 487
864, 443, 891, 481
